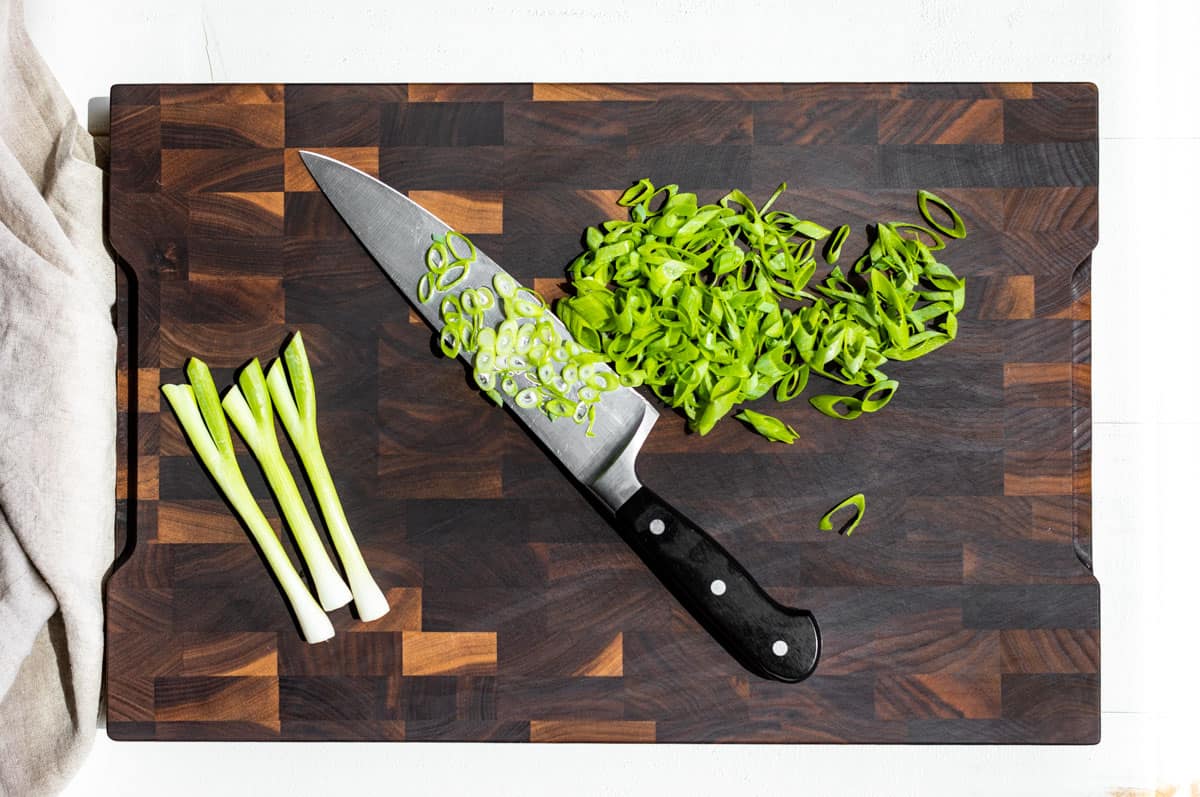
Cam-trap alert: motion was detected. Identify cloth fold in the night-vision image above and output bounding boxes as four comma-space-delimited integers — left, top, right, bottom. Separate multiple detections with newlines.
0, 0, 116, 793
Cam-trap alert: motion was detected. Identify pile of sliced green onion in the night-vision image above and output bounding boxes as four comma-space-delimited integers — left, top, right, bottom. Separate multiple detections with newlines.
423, 233, 620, 436
555, 179, 967, 441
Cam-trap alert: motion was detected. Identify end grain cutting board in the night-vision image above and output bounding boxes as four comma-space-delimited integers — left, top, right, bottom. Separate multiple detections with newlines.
108, 82, 1099, 743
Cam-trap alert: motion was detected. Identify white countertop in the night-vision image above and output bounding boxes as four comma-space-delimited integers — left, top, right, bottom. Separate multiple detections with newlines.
25, 0, 1199, 794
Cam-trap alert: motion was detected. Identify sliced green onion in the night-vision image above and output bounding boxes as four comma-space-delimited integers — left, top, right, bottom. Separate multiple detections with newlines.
222, 358, 353, 612
917, 190, 966, 239
558, 179, 968, 438
819, 493, 866, 535
417, 273, 435, 303
825, 224, 850, 264
163, 361, 335, 644
809, 394, 864, 420
266, 332, 390, 622
445, 229, 476, 261
493, 272, 518, 298
515, 387, 539, 408
735, 409, 800, 444
860, 379, 899, 413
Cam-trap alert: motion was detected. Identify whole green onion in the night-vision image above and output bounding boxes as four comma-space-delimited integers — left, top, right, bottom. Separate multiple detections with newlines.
266, 333, 389, 622
162, 360, 335, 644
221, 358, 353, 612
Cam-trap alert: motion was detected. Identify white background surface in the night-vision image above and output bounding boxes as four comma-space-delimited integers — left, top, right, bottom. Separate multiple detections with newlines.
23, 0, 1199, 794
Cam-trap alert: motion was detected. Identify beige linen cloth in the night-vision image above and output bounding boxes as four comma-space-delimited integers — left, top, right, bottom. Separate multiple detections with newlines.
0, 0, 115, 793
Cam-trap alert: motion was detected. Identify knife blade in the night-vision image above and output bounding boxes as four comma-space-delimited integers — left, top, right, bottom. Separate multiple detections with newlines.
302, 151, 820, 683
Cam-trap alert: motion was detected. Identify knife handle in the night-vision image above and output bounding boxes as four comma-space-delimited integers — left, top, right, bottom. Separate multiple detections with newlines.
614, 486, 820, 683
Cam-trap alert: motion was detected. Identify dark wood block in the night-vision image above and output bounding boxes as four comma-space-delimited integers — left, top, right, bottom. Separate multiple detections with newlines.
188, 192, 284, 237
534, 83, 783, 102
1004, 99, 1098, 144
179, 632, 278, 676
964, 538, 1093, 584
277, 632, 398, 677
751, 144, 878, 188
284, 100, 381, 147
161, 149, 283, 193
623, 101, 752, 146
419, 587, 544, 633
109, 104, 161, 191
962, 584, 1099, 629
496, 677, 627, 721
877, 143, 1098, 187
112, 84, 161, 105
405, 720, 529, 741
879, 100, 1003, 144
284, 84, 407, 104
875, 674, 1001, 720
392, 676, 457, 720
109, 82, 1098, 745
155, 676, 278, 723
410, 83, 531, 102
1004, 187, 1097, 231
900, 83, 1033, 99
161, 84, 283, 105
504, 102, 629, 146
753, 100, 878, 145
283, 190, 356, 238
281, 720, 405, 741
1001, 673, 1099, 730
188, 235, 284, 277
161, 103, 284, 148
160, 273, 283, 325
379, 145, 504, 190
381, 102, 504, 147
279, 676, 389, 721
403, 497, 605, 546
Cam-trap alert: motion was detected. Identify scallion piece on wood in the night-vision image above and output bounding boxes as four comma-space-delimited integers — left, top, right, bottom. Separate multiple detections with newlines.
222, 358, 353, 612
819, 493, 866, 535
917, 190, 966, 239
162, 360, 335, 644
266, 333, 390, 622
735, 409, 799, 444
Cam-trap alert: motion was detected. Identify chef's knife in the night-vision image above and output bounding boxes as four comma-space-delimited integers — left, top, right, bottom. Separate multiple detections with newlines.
301, 152, 820, 683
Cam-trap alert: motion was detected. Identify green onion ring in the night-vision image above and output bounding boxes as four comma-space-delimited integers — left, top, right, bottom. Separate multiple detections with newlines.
819, 493, 866, 535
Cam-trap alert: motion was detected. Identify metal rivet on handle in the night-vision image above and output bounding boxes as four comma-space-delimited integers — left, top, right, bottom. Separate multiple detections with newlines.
649, 518, 665, 535
772, 640, 789, 657
710, 579, 726, 596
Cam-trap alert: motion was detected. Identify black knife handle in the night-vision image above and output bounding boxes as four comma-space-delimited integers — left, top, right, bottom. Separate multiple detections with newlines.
614, 486, 820, 683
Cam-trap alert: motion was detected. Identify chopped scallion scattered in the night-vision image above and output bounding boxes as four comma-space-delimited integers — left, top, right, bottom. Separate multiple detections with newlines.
557, 179, 967, 441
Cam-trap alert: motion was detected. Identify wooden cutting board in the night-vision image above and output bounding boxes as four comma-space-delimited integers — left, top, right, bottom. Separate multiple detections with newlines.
107, 82, 1099, 743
